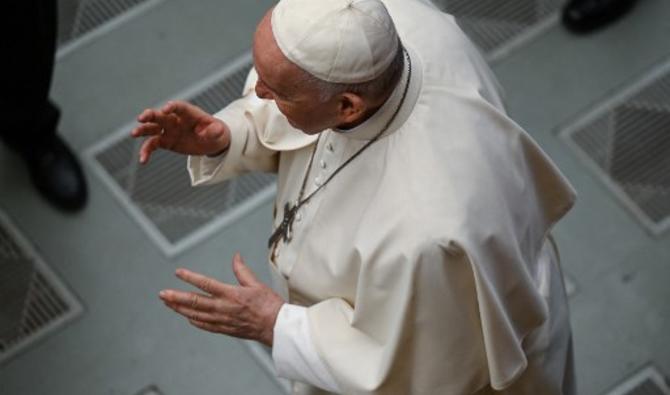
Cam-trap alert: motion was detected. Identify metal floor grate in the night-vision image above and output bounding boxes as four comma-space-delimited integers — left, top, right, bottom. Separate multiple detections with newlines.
87, 52, 277, 257
57, 0, 163, 57
605, 365, 670, 395
560, 60, 670, 236
432, 0, 566, 61
0, 211, 83, 365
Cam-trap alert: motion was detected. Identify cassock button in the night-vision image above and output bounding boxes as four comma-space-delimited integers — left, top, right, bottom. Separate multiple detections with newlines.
326, 142, 334, 152
319, 160, 327, 169
296, 212, 302, 222
314, 176, 323, 186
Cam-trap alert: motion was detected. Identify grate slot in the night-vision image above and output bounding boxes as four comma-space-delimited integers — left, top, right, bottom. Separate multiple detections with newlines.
605, 365, 670, 395
0, 211, 83, 364
60, 0, 147, 44
432, 0, 565, 61
87, 52, 277, 256
57, 0, 163, 58
560, 60, 670, 236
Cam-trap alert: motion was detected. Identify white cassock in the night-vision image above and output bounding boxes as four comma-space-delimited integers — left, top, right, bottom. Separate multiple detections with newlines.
187, 0, 578, 393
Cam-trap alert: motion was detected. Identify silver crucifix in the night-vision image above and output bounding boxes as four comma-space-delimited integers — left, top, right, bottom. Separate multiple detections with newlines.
268, 201, 299, 248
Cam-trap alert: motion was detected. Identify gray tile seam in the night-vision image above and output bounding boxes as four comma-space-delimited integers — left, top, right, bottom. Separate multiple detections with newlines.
57, 0, 165, 60
84, 51, 277, 258
552, 52, 670, 135
602, 364, 670, 395
0, 210, 84, 367
558, 55, 670, 236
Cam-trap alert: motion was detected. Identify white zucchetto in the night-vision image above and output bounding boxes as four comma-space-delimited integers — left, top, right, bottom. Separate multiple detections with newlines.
271, 0, 400, 84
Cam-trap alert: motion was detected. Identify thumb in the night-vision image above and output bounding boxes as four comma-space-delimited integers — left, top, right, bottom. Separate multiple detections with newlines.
200, 120, 225, 141
232, 252, 259, 287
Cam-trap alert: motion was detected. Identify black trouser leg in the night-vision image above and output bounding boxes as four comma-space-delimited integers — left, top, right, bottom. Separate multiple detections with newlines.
0, 0, 60, 157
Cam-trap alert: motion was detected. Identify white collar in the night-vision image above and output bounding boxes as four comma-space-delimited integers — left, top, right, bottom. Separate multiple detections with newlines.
331, 45, 423, 141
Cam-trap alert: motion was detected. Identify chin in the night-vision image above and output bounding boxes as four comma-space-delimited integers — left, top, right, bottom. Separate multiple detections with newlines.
288, 120, 324, 135
286, 118, 303, 131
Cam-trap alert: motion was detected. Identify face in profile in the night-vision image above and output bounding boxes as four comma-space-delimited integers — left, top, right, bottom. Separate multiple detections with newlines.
251, 10, 340, 134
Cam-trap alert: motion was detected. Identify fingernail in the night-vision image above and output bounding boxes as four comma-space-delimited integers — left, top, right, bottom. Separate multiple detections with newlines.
159, 290, 167, 298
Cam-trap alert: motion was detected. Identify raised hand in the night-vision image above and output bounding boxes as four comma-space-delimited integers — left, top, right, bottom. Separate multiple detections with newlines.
159, 253, 285, 347
131, 100, 231, 164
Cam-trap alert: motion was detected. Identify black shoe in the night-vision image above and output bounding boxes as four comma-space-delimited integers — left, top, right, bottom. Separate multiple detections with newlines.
562, 0, 637, 33
23, 135, 88, 212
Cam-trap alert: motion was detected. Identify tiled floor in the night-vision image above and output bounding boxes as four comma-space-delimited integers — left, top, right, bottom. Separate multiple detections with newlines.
0, 0, 669, 394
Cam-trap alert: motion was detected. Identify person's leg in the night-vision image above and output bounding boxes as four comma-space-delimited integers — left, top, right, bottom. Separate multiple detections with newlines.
0, 0, 87, 212
1, 1, 59, 151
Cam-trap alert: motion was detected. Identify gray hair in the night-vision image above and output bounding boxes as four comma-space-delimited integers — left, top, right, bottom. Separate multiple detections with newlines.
296, 42, 405, 102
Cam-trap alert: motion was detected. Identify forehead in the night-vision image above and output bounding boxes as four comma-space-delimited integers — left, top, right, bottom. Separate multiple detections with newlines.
253, 18, 286, 79
253, 14, 311, 97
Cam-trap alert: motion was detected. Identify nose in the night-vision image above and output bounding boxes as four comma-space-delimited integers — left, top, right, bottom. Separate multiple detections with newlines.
255, 81, 272, 100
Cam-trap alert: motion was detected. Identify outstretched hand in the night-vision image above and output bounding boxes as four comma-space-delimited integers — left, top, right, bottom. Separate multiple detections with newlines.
131, 100, 231, 164
159, 253, 285, 347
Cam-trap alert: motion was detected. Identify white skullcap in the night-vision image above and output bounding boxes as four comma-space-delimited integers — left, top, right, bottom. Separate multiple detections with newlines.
271, 0, 400, 84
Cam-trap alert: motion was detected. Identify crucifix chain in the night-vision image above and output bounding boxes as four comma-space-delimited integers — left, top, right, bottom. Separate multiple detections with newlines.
267, 134, 321, 248
268, 49, 412, 249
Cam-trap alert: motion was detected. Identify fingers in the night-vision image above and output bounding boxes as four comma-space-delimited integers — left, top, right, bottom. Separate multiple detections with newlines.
154, 111, 179, 131
131, 122, 162, 138
137, 108, 156, 123
164, 300, 220, 323
162, 100, 207, 119
160, 295, 240, 337
161, 295, 246, 338
232, 253, 260, 287
136, 108, 178, 130
159, 289, 218, 311
134, 109, 166, 165
139, 136, 161, 164
175, 268, 234, 297
135, 108, 172, 164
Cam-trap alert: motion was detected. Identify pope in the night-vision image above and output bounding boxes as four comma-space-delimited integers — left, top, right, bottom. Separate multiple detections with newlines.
132, 0, 578, 394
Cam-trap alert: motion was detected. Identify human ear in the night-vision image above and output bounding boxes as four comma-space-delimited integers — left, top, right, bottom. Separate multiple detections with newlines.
337, 93, 366, 125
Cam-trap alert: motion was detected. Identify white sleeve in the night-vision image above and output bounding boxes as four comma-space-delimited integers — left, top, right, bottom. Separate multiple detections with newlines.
187, 68, 317, 187
272, 304, 341, 393
186, 97, 278, 186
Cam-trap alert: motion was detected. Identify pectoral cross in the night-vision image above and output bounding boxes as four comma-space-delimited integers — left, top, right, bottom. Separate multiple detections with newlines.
268, 202, 299, 248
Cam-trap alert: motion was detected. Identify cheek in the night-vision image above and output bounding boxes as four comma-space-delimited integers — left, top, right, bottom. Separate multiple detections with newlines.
272, 103, 303, 131
275, 100, 332, 132
278, 100, 315, 120
275, 101, 298, 120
